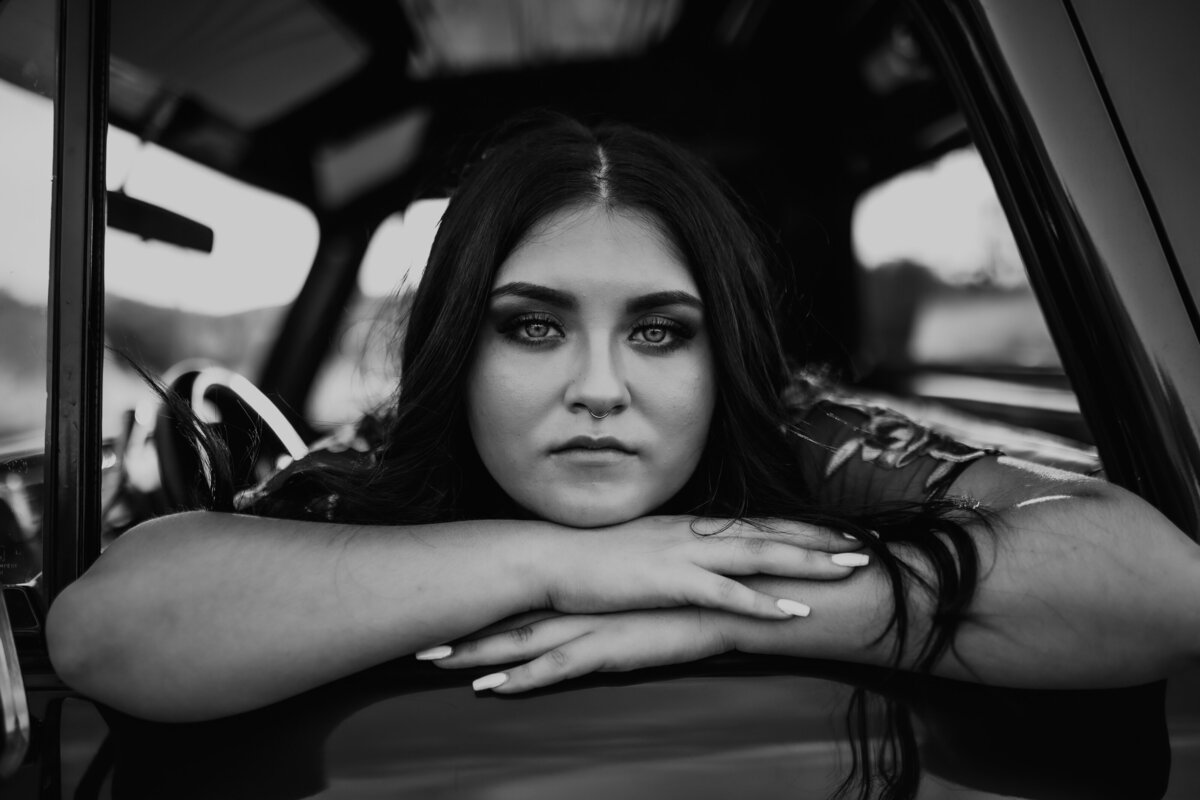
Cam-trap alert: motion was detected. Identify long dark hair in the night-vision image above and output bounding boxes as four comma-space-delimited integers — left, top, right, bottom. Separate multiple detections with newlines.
171, 111, 987, 799
253, 113, 808, 524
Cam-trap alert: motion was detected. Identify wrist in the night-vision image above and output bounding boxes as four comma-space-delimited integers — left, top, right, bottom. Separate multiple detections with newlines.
501, 519, 562, 613
713, 610, 752, 655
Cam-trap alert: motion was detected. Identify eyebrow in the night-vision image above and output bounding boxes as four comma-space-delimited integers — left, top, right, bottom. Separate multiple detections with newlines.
627, 290, 704, 315
489, 282, 576, 310
489, 282, 704, 314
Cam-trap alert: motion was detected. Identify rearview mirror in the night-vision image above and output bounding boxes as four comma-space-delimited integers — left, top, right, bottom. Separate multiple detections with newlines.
107, 191, 215, 253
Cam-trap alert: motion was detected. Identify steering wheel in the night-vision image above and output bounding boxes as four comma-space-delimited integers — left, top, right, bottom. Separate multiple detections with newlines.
152, 365, 309, 510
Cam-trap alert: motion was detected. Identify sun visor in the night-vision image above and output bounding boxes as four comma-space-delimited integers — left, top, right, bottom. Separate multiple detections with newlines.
111, 0, 368, 128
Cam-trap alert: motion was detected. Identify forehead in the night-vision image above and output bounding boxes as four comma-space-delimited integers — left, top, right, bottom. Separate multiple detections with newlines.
494, 205, 696, 293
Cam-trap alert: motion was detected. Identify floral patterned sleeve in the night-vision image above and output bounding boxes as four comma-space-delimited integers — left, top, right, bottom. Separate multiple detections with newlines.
234, 418, 378, 520
789, 398, 1001, 505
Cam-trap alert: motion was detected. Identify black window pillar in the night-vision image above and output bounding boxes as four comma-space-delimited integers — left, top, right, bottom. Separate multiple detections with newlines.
43, 0, 109, 604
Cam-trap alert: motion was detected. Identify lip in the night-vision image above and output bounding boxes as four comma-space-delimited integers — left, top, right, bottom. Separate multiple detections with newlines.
550, 435, 637, 455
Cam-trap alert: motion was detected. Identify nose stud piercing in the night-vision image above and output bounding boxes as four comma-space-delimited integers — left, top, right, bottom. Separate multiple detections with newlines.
589, 409, 611, 420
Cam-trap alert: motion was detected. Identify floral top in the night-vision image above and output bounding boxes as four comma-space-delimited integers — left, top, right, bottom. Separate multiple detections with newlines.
233, 419, 378, 519
789, 399, 998, 505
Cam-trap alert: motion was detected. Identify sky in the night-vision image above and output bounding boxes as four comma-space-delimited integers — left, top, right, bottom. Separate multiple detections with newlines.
2, 79, 1024, 315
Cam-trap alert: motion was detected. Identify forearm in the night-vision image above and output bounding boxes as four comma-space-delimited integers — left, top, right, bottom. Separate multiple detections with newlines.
46, 511, 549, 721
421, 467, 1200, 694
735, 482, 1200, 687
46, 511, 863, 719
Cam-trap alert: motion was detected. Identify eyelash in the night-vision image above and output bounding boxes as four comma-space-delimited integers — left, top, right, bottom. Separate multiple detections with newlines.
499, 313, 564, 346
498, 313, 695, 352
630, 316, 693, 352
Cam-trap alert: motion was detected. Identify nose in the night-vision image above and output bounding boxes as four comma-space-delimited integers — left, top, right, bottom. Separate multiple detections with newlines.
563, 337, 631, 418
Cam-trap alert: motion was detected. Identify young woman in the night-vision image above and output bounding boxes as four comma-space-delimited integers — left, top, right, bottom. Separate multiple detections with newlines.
46, 113, 1200, 723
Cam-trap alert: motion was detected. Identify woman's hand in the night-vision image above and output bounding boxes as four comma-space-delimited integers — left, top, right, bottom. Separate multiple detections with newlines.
530, 516, 869, 621
423, 608, 739, 693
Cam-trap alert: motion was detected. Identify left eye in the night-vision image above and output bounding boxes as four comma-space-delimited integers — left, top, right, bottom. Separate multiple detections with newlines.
631, 317, 687, 347
637, 326, 668, 344
523, 321, 553, 339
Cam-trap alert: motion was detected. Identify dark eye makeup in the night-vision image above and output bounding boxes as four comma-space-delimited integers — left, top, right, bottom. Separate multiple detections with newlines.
497, 312, 564, 346
629, 315, 694, 352
493, 308, 699, 352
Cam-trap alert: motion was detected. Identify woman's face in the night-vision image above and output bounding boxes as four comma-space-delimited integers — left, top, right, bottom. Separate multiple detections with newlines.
466, 204, 716, 528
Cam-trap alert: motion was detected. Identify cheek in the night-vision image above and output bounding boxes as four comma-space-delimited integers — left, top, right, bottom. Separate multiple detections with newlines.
678, 371, 718, 458
466, 345, 547, 461
642, 348, 717, 466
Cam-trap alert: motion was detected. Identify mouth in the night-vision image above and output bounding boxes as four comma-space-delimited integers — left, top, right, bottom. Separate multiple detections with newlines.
551, 435, 637, 455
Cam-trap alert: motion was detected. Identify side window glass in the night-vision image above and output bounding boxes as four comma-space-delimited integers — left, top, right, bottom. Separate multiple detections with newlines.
307, 199, 446, 427
0, 0, 56, 585
852, 145, 1092, 447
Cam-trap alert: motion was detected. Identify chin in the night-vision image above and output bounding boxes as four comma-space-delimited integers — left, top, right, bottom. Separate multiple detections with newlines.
526, 491, 655, 529
505, 474, 696, 529
539, 504, 642, 529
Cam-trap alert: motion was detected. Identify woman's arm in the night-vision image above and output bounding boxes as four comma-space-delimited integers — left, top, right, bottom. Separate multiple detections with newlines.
432, 458, 1200, 690
45, 511, 862, 721
758, 455, 1200, 687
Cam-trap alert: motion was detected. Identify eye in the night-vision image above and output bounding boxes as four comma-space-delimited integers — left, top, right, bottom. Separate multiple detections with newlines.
499, 312, 564, 346
523, 320, 553, 339
630, 316, 693, 350
639, 326, 668, 344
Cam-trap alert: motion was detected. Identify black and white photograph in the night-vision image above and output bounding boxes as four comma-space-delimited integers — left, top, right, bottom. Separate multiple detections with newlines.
2, 0, 1199, 797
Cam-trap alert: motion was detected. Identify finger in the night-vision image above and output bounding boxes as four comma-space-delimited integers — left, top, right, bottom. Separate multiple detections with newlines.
692, 518, 865, 552
432, 616, 595, 669
735, 518, 871, 552
477, 610, 726, 694
685, 573, 813, 620
456, 610, 564, 642
695, 535, 870, 580
474, 632, 601, 693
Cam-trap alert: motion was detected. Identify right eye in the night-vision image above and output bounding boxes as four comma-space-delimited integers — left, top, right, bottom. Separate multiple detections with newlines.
500, 313, 565, 345
522, 321, 553, 339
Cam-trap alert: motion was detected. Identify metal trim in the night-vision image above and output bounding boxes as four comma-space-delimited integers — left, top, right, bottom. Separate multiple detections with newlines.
43, 0, 111, 602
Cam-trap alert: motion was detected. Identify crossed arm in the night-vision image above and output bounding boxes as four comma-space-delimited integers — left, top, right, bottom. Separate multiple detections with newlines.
45, 512, 866, 721
46, 454, 1200, 721
426, 456, 1200, 692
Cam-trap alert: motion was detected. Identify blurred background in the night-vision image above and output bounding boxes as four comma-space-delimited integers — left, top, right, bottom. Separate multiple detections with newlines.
0, 0, 1059, 455
0, 73, 1051, 445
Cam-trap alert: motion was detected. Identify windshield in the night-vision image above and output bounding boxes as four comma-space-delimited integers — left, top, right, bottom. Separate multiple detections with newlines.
0, 83, 318, 448
102, 127, 319, 441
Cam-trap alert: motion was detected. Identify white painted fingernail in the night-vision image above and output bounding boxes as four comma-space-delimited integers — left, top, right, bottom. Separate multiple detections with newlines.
842, 532, 858, 541
832, 553, 870, 567
415, 645, 453, 661
776, 598, 811, 617
472, 672, 508, 692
